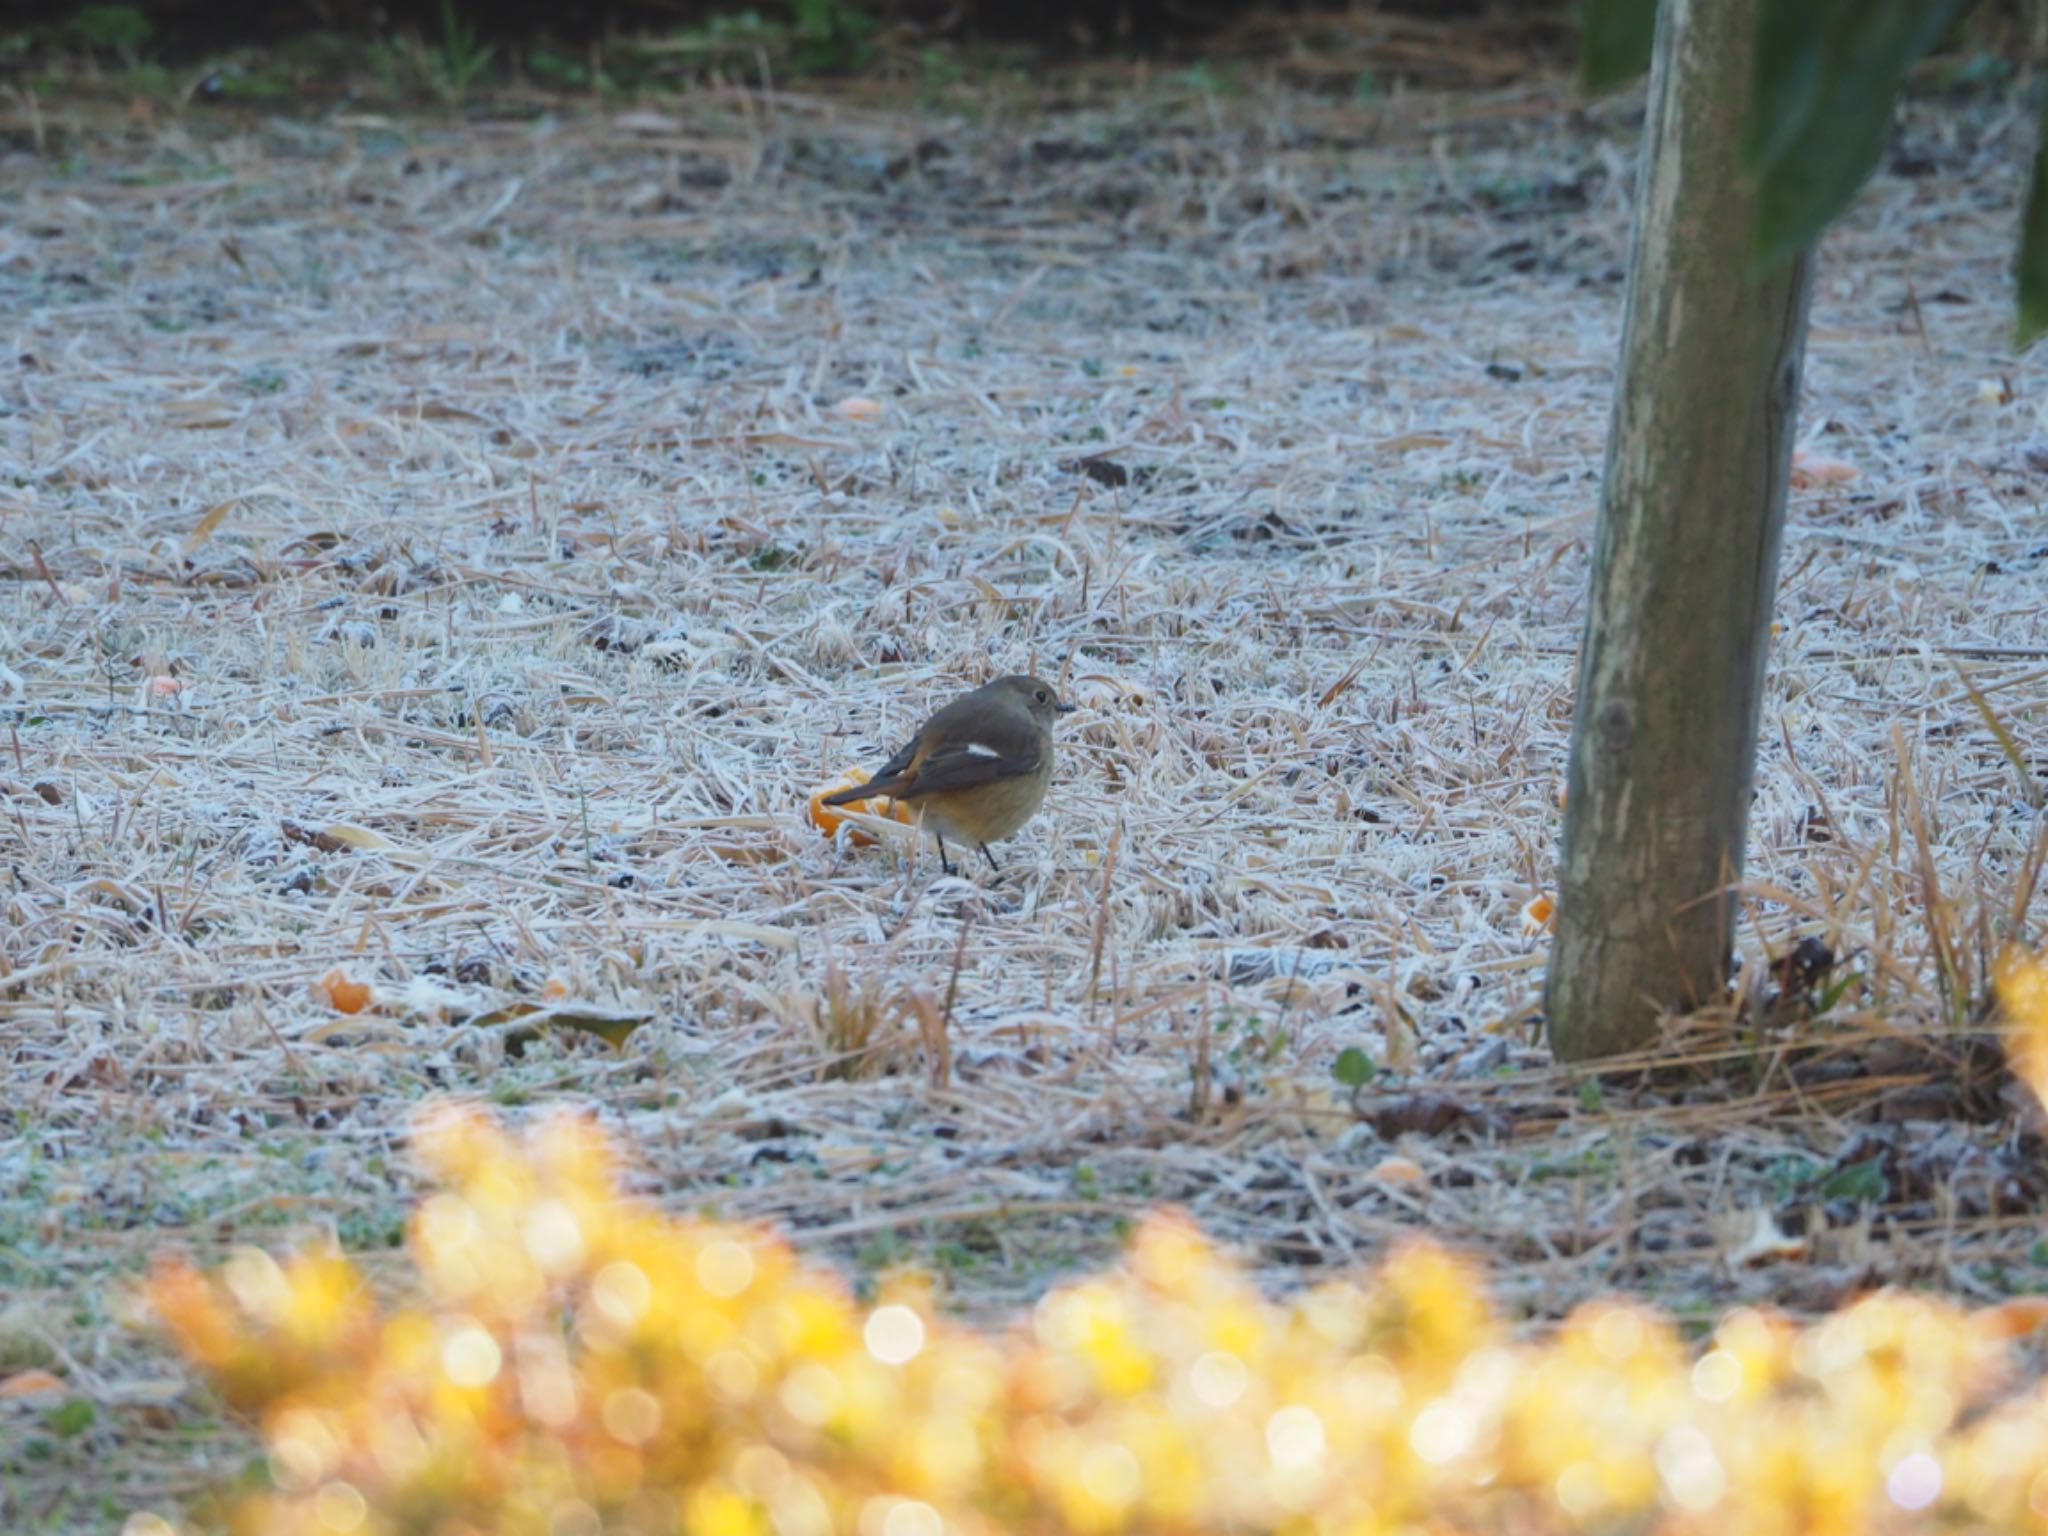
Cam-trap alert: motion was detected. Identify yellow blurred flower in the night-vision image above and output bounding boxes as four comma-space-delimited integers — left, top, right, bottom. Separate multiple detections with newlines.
145, 1094, 2048, 1536
1997, 954, 2048, 1111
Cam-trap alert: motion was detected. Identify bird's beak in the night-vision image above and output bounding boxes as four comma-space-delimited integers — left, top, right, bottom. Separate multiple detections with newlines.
1056, 701, 1077, 714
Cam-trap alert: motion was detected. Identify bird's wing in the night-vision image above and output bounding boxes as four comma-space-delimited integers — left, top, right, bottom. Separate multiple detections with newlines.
873, 700, 1044, 799
868, 736, 922, 784
897, 736, 1042, 795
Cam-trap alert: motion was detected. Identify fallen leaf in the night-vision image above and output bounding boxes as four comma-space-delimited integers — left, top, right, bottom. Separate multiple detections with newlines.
706, 840, 790, 866
1369, 1156, 1427, 1185
181, 497, 239, 556
319, 823, 399, 852
1790, 449, 1859, 489
809, 770, 915, 847
1359, 1093, 1470, 1138
163, 399, 242, 430
1061, 456, 1129, 488
0, 1369, 64, 1400
281, 819, 349, 854
1726, 1207, 1807, 1267
469, 1001, 652, 1050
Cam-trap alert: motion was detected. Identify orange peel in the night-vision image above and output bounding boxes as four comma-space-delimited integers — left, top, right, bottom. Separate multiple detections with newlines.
316, 967, 373, 1014
807, 769, 916, 847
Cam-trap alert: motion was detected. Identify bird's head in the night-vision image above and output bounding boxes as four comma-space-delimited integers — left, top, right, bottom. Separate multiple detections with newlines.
991, 674, 1075, 724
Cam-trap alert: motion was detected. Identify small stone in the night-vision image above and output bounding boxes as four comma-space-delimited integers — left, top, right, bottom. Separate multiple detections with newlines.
1453, 1037, 1509, 1078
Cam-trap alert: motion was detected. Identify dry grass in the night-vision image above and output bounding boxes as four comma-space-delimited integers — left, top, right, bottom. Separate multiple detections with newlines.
2, 24, 2047, 1528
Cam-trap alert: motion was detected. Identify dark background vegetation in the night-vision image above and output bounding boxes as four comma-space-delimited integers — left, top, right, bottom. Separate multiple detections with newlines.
4, 1, 2030, 117
6, 0, 1566, 74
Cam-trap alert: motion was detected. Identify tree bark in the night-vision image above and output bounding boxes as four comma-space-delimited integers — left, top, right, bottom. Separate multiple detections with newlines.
1546, 0, 1815, 1062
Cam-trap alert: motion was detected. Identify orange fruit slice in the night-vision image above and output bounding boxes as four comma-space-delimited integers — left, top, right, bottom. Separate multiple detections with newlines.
808, 770, 915, 847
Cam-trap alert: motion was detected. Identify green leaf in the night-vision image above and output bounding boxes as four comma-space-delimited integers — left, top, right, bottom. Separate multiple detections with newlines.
1748, 3, 1827, 178
1814, 968, 1860, 1014
68, 4, 152, 53
2019, 86, 2048, 347
43, 1397, 95, 1438
1819, 1154, 1889, 1204
469, 1002, 651, 1050
1748, 0, 1979, 271
1767, 1154, 1822, 1202
1331, 1046, 1375, 1089
1582, 0, 1656, 94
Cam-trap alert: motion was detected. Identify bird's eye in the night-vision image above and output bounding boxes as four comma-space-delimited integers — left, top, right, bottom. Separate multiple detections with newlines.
1035, 689, 1048, 703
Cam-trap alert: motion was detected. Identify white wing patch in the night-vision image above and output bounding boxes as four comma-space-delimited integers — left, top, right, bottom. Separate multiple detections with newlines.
964, 743, 1001, 759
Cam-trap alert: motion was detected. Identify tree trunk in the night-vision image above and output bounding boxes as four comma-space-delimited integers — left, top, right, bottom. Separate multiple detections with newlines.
1546, 0, 1815, 1062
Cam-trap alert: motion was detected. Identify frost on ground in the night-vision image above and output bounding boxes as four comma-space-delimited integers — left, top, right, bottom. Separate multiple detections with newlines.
2, 54, 2046, 1525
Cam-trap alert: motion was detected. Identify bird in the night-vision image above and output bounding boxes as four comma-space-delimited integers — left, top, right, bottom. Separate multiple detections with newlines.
822, 674, 1075, 875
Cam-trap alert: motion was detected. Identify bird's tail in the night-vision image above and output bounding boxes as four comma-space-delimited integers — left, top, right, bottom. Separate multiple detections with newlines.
821, 778, 910, 807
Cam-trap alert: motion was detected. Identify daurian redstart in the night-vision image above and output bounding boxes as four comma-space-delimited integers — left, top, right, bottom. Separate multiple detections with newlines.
823, 674, 1074, 874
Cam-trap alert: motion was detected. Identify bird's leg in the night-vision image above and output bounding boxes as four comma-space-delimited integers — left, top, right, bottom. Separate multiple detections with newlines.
979, 842, 1002, 872
935, 835, 956, 877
